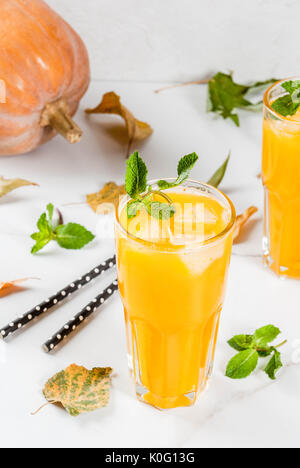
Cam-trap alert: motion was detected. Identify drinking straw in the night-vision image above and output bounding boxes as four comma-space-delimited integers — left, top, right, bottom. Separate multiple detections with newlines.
43, 279, 119, 352
0, 256, 116, 340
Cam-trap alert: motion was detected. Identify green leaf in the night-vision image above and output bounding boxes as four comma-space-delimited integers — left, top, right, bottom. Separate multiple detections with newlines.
272, 94, 300, 117
47, 203, 54, 223
226, 349, 259, 379
43, 364, 112, 417
271, 80, 300, 117
264, 349, 283, 380
282, 80, 300, 95
125, 151, 148, 199
253, 325, 281, 348
207, 73, 277, 126
31, 213, 53, 254
257, 348, 273, 358
227, 334, 254, 352
55, 223, 95, 250
157, 152, 199, 190
31, 236, 52, 254
146, 201, 176, 220
207, 154, 230, 187
177, 152, 199, 181
127, 200, 144, 219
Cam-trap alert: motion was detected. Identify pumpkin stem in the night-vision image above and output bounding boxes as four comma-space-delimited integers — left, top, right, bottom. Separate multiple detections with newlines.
40, 99, 82, 144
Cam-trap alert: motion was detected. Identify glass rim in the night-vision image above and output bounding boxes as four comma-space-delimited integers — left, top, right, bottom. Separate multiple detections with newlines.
264, 77, 300, 123
115, 178, 236, 251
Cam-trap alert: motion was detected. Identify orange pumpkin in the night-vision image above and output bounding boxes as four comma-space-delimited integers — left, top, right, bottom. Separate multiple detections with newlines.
0, 0, 90, 156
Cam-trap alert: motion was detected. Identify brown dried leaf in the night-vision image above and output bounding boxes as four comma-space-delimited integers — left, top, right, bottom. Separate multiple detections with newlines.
85, 92, 153, 157
234, 206, 258, 243
0, 176, 38, 198
87, 182, 126, 215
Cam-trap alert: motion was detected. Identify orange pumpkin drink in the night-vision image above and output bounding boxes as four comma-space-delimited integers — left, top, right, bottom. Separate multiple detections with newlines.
262, 79, 300, 279
115, 152, 236, 409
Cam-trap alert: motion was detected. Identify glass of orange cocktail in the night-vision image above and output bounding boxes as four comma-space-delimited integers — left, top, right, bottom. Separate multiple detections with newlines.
262, 79, 300, 279
115, 178, 236, 409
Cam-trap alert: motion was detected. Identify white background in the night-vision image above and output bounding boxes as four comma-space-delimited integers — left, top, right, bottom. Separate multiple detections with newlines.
49, 0, 300, 83
0, 0, 300, 449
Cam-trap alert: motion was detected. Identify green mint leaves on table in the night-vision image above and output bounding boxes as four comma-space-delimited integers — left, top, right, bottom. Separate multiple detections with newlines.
271, 80, 300, 117
31, 203, 95, 254
226, 325, 287, 381
207, 73, 277, 127
125, 151, 199, 221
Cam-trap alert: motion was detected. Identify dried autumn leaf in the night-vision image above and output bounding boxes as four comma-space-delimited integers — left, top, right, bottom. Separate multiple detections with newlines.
87, 181, 126, 215
234, 206, 258, 243
86, 92, 153, 157
0, 277, 37, 292
0, 176, 38, 198
42, 364, 113, 417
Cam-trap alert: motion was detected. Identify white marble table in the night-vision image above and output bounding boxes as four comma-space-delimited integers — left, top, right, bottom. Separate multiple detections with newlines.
0, 81, 299, 448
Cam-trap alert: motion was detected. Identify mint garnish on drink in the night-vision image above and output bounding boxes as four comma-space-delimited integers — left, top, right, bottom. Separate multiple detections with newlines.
125, 151, 199, 220
271, 80, 300, 117
226, 325, 287, 380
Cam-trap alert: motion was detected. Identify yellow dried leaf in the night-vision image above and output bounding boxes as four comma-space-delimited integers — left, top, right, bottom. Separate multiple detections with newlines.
42, 364, 113, 417
87, 182, 126, 215
0, 176, 38, 198
234, 206, 258, 243
85, 92, 153, 157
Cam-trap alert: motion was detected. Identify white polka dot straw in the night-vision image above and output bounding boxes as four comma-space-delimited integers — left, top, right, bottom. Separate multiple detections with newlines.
43, 279, 119, 353
0, 256, 116, 340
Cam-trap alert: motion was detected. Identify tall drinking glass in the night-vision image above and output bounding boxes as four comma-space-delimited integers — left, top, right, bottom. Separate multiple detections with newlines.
263, 79, 300, 279
115, 180, 236, 409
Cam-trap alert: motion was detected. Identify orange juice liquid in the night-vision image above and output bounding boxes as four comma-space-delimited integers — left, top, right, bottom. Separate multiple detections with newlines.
116, 185, 235, 409
262, 108, 300, 278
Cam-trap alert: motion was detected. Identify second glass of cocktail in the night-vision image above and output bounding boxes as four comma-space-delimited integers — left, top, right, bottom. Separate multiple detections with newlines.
262, 78, 300, 279
115, 153, 236, 409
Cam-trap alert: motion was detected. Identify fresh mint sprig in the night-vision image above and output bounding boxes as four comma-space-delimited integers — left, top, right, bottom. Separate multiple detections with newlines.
125, 150, 230, 221
31, 203, 95, 254
226, 325, 287, 381
125, 151, 199, 220
271, 80, 300, 117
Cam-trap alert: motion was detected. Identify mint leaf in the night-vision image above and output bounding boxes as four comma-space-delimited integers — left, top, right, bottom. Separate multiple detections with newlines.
227, 335, 254, 352
146, 201, 176, 220
127, 200, 144, 219
265, 349, 283, 380
125, 151, 148, 199
257, 348, 273, 358
271, 80, 300, 117
157, 152, 199, 190
282, 80, 300, 95
31, 213, 53, 254
56, 223, 95, 250
177, 153, 199, 182
207, 73, 277, 126
207, 154, 230, 188
31, 205, 95, 253
253, 325, 281, 348
47, 203, 54, 222
272, 94, 300, 117
226, 349, 259, 379
226, 325, 286, 380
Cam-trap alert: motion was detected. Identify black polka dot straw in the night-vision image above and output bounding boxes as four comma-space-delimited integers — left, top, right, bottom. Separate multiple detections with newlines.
43, 279, 119, 353
0, 256, 116, 340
